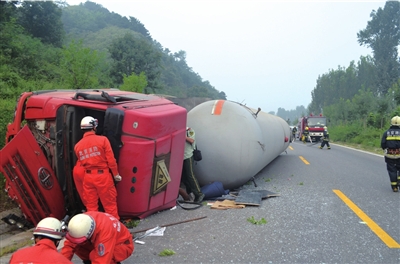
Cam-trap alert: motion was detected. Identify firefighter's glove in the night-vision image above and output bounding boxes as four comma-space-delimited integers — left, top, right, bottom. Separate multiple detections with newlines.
114, 174, 122, 182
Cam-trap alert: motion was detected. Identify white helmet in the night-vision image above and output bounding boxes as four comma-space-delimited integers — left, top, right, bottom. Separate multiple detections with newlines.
80, 116, 98, 130
391, 116, 400, 126
33, 217, 64, 240
66, 214, 95, 244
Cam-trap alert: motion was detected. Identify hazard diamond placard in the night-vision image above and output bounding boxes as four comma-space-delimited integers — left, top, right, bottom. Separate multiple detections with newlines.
152, 159, 171, 194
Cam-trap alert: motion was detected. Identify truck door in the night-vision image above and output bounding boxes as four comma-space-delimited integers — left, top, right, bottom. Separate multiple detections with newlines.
0, 126, 66, 226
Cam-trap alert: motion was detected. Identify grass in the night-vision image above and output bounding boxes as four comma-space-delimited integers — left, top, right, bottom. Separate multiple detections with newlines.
247, 216, 267, 225
333, 141, 383, 155
0, 239, 32, 257
123, 219, 140, 228
159, 249, 176, 257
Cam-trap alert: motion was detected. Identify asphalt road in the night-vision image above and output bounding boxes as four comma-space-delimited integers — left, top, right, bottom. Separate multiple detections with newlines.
2, 141, 400, 263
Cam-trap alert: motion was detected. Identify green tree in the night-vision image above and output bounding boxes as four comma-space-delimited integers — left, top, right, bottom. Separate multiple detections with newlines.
357, 1, 400, 95
352, 89, 375, 127
60, 40, 102, 89
17, 1, 65, 47
357, 55, 377, 94
376, 95, 390, 128
109, 33, 162, 92
0, 1, 17, 24
120, 72, 147, 93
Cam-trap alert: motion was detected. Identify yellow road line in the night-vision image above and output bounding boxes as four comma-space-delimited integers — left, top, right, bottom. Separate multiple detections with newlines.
333, 189, 400, 248
299, 156, 309, 165
289, 146, 294, 150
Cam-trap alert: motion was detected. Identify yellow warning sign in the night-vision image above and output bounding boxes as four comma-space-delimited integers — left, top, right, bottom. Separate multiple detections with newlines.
153, 160, 171, 194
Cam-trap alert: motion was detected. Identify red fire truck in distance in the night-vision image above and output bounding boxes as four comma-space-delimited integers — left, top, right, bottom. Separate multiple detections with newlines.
297, 114, 327, 142
0, 89, 187, 226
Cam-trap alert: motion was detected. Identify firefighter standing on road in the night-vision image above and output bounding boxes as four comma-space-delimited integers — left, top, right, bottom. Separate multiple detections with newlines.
319, 126, 331, 149
10, 217, 72, 264
381, 115, 400, 192
292, 126, 297, 142
61, 211, 134, 264
74, 116, 122, 219
301, 127, 309, 144
73, 160, 86, 207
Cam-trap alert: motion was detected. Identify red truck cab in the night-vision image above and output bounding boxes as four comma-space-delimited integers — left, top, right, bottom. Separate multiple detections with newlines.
0, 89, 187, 225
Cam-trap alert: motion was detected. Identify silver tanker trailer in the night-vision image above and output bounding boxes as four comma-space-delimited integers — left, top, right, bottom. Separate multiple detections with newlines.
187, 100, 291, 190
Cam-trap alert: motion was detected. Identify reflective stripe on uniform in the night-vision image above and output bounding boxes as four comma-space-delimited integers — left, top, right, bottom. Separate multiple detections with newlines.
386, 137, 400, 140
384, 153, 400, 159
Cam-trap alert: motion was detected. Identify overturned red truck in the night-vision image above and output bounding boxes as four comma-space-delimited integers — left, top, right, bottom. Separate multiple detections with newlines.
0, 89, 187, 226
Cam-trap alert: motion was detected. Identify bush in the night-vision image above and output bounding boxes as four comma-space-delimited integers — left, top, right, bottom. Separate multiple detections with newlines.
329, 123, 384, 150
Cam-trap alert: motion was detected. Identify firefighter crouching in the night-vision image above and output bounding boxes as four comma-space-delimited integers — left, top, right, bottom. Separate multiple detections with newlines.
10, 217, 72, 264
381, 115, 400, 192
61, 212, 134, 264
301, 127, 309, 144
319, 126, 331, 149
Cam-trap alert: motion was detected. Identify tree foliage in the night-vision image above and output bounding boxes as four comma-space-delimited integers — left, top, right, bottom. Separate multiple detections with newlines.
276, 106, 307, 125
17, 1, 65, 47
357, 1, 400, 95
307, 1, 400, 133
120, 72, 147, 93
108, 33, 162, 92
60, 40, 103, 89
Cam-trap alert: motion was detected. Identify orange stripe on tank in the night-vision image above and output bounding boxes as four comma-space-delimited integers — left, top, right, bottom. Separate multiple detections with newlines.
212, 100, 225, 115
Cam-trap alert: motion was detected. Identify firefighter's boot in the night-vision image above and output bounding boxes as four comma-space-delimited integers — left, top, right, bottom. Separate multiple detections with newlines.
391, 183, 398, 192
319, 146, 322, 149
328, 147, 331, 150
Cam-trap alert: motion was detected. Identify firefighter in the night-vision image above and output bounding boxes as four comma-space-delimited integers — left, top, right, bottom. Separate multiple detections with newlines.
301, 127, 309, 144
73, 160, 86, 207
61, 212, 134, 264
74, 116, 122, 220
381, 115, 400, 192
291, 126, 297, 142
10, 217, 72, 264
319, 126, 331, 149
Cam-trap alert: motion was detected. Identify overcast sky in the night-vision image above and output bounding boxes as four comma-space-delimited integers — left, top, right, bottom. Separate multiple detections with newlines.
67, 0, 387, 113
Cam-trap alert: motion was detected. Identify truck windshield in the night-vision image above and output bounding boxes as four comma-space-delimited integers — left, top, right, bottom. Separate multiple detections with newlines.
307, 117, 326, 127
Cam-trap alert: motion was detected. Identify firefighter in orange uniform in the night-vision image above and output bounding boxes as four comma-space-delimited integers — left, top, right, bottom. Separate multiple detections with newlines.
61, 212, 134, 264
74, 116, 122, 220
73, 160, 86, 207
10, 217, 72, 264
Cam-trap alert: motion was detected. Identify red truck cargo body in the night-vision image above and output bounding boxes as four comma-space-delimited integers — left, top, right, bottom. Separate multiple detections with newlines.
0, 89, 187, 225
